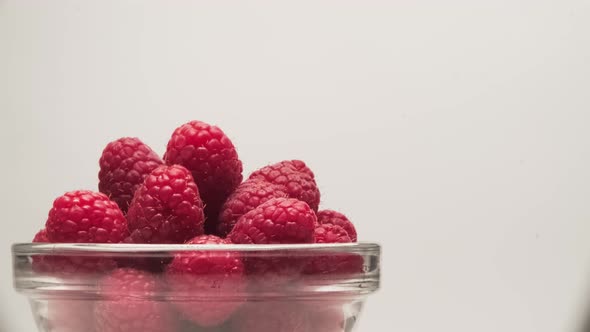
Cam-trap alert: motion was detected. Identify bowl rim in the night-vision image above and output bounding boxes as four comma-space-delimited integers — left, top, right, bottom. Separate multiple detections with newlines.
13, 242, 381, 298
12, 242, 381, 255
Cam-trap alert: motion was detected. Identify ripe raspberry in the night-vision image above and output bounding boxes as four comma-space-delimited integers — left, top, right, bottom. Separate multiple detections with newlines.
99, 137, 163, 213
166, 235, 246, 327
304, 224, 364, 276
228, 198, 316, 245
217, 179, 287, 237
33, 229, 49, 242
313, 223, 352, 244
95, 268, 178, 332
164, 121, 243, 232
316, 210, 357, 242
275, 159, 316, 179
230, 302, 311, 332
126, 165, 205, 244
248, 161, 320, 211
229, 198, 316, 284
45, 190, 128, 243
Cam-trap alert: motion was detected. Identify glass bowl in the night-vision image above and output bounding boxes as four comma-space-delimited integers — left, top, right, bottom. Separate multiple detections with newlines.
12, 242, 381, 332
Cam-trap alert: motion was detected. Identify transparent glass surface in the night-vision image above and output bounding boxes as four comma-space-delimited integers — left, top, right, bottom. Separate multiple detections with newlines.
13, 243, 380, 332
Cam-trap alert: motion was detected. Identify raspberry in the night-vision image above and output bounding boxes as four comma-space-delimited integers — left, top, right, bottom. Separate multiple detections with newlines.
313, 223, 351, 244
45, 190, 128, 243
304, 224, 363, 276
164, 121, 243, 232
229, 198, 316, 284
248, 160, 320, 211
166, 235, 246, 327
275, 159, 316, 179
33, 229, 49, 242
228, 198, 316, 245
316, 210, 357, 242
126, 165, 205, 244
230, 302, 311, 332
99, 137, 163, 213
217, 179, 287, 237
95, 268, 178, 332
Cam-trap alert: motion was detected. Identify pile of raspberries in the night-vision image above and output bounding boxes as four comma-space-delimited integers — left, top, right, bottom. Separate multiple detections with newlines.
32, 120, 361, 332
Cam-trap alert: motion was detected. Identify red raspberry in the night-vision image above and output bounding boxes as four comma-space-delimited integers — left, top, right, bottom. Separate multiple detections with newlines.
33, 228, 49, 242
216, 179, 287, 237
166, 235, 246, 327
316, 210, 357, 242
229, 198, 316, 285
313, 223, 351, 244
164, 121, 243, 232
304, 224, 363, 276
248, 160, 320, 211
99, 137, 163, 213
45, 190, 128, 243
126, 165, 205, 244
95, 268, 178, 332
228, 198, 316, 245
230, 302, 311, 332
275, 159, 316, 179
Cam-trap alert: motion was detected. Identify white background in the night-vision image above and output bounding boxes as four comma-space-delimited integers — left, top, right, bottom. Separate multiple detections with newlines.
1, 1, 590, 331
